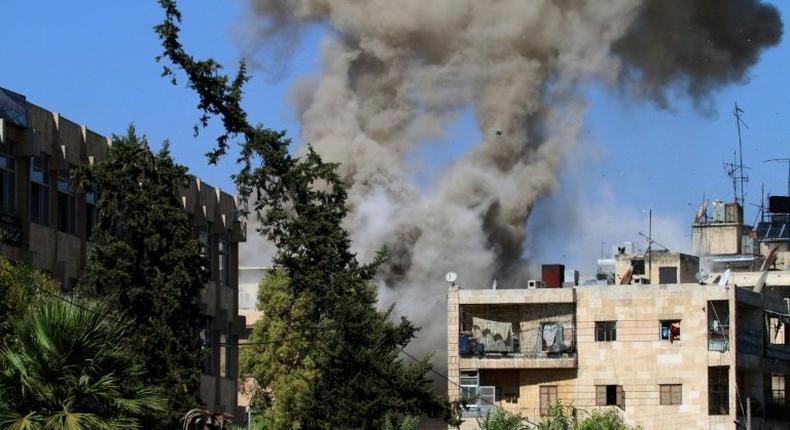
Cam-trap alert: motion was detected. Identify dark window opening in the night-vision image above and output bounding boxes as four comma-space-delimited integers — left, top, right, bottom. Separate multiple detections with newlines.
596, 385, 624, 408
30, 154, 50, 225
0, 142, 15, 215
85, 190, 98, 239
768, 317, 787, 345
596, 321, 617, 342
218, 236, 230, 288
660, 320, 681, 343
631, 259, 645, 275
56, 168, 76, 234
658, 266, 678, 284
708, 366, 729, 415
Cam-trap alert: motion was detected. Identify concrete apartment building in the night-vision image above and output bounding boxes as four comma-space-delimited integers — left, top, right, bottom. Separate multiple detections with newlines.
447, 202, 790, 429
0, 87, 246, 417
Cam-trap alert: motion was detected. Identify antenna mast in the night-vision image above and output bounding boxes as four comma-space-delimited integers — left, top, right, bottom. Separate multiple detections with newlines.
724, 102, 750, 206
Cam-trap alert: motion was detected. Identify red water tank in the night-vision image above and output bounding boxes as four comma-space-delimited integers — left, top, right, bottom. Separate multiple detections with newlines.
542, 264, 565, 288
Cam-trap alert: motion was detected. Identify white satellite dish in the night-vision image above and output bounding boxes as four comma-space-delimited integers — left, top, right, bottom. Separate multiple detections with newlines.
718, 269, 731, 287
695, 270, 709, 285
445, 272, 458, 283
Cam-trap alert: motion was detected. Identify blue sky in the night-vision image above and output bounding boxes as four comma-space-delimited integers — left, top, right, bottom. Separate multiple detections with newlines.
3, 1, 789, 271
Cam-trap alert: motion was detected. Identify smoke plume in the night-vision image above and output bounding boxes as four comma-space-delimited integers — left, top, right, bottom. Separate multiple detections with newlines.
237, 0, 781, 382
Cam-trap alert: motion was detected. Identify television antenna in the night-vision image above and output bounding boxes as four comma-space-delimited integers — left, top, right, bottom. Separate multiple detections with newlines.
764, 158, 790, 196
723, 103, 750, 206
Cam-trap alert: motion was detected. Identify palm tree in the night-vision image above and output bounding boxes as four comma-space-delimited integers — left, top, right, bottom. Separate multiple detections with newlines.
0, 298, 167, 430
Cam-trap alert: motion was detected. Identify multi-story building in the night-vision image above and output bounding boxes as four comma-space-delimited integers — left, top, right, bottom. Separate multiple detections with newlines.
447, 280, 790, 429
0, 87, 246, 417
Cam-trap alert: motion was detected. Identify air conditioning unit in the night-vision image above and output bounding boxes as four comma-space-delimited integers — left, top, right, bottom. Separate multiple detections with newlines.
633, 277, 651, 285
527, 280, 544, 289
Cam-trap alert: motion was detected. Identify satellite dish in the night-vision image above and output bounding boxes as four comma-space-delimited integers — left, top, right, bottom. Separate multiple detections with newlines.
445, 272, 458, 283
718, 269, 731, 287
491, 279, 498, 290
695, 270, 709, 285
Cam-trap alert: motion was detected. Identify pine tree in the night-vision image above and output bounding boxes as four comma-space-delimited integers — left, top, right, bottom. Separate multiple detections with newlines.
155, 2, 440, 428
73, 126, 207, 429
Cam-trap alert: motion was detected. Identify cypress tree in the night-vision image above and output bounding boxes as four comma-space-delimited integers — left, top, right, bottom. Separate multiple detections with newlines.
155, 2, 442, 428
74, 127, 207, 429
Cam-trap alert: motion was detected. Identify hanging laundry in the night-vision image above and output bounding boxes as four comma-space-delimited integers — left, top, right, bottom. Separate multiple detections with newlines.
472, 317, 513, 352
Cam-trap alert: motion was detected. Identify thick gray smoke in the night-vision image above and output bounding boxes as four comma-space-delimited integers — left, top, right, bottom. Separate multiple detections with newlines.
237, 0, 781, 383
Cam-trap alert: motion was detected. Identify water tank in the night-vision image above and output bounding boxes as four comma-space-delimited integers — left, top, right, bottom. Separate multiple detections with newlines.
542, 264, 565, 288
712, 201, 725, 222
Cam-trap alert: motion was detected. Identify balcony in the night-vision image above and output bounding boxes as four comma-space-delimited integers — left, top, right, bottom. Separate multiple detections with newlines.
0, 213, 22, 246
458, 325, 577, 369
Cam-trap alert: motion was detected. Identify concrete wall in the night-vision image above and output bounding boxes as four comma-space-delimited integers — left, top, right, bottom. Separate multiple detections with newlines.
693, 223, 752, 256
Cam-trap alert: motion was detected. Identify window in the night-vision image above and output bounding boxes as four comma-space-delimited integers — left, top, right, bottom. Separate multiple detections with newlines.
596, 385, 624, 408
503, 386, 519, 404
540, 385, 558, 415
85, 190, 98, 239
57, 168, 76, 234
0, 142, 15, 215
225, 335, 236, 379
219, 334, 227, 378
708, 367, 729, 415
658, 266, 677, 284
708, 301, 730, 352
596, 321, 617, 342
198, 225, 212, 277
218, 236, 230, 288
200, 321, 215, 376
768, 317, 787, 345
459, 369, 479, 404
660, 384, 682, 405
30, 154, 50, 225
660, 320, 681, 343
631, 259, 645, 275
771, 374, 786, 406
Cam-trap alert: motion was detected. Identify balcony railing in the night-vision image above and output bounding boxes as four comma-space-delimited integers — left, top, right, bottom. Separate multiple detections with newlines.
459, 327, 575, 359
0, 213, 22, 246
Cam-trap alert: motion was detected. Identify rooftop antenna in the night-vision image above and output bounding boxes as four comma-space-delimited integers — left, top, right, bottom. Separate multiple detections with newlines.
764, 158, 790, 196
723, 103, 749, 206
750, 184, 766, 226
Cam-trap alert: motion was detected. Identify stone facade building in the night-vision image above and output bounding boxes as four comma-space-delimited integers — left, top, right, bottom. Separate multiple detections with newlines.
0, 87, 246, 417
447, 281, 790, 429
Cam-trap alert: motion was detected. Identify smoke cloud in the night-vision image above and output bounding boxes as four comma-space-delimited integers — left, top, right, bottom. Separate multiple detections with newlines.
237, 0, 781, 384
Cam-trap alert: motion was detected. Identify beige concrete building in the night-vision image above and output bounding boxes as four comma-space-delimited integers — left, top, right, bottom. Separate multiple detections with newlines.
614, 250, 699, 285
447, 280, 790, 429
0, 87, 246, 417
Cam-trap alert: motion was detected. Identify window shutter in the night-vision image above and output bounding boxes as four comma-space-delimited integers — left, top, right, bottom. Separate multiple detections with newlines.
540, 387, 548, 415
660, 385, 670, 405
671, 385, 682, 405
616, 385, 624, 408
596, 385, 606, 406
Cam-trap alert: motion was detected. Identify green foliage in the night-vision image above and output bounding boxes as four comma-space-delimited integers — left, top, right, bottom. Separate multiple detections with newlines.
0, 298, 167, 430
155, 2, 439, 429
381, 415, 419, 430
240, 270, 436, 429
73, 126, 207, 428
575, 409, 641, 430
478, 409, 528, 430
535, 405, 642, 430
0, 258, 60, 348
